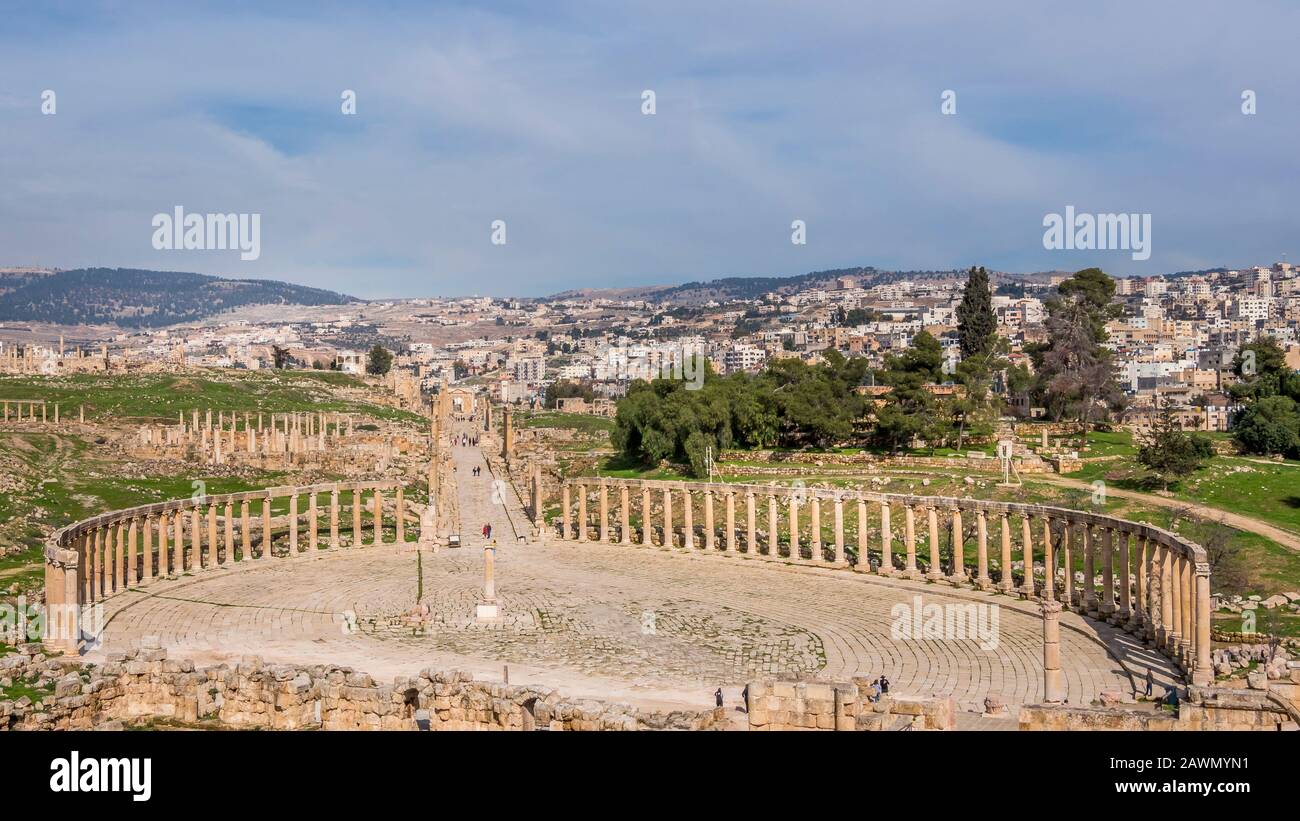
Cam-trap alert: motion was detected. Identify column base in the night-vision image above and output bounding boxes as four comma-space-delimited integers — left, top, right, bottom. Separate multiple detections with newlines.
1192, 666, 1213, 686
997, 581, 1014, 594
975, 575, 993, 591
948, 573, 968, 587
904, 567, 922, 580
1099, 602, 1116, 618
925, 571, 945, 582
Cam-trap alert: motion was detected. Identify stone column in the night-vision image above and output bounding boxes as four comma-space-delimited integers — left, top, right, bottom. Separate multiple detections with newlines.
904, 505, 918, 578
241, 500, 252, 560
832, 496, 844, 566
205, 502, 218, 567
879, 502, 893, 576
1061, 522, 1074, 608
704, 491, 715, 551
662, 487, 674, 549
856, 499, 870, 572
683, 488, 694, 550
561, 483, 571, 540
949, 508, 965, 581
93, 527, 104, 600
1179, 555, 1192, 666
330, 487, 341, 549
1116, 531, 1131, 625
598, 480, 609, 543
767, 494, 778, 558
1138, 537, 1154, 640
174, 510, 185, 571
189, 507, 202, 571
926, 507, 942, 581
1100, 528, 1116, 618
975, 510, 990, 589
1193, 562, 1212, 685
223, 501, 234, 566
1083, 526, 1097, 615
999, 513, 1013, 592
809, 496, 821, 562
1167, 549, 1182, 656
1041, 517, 1055, 601
786, 493, 800, 560
372, 488, 383, 545
142, 515, 154, 583
309, 493, 319, 551
1156, 545, 1172, 649
1042, 600, 1065, 703
1021, 515, 1035, 598
724, 490, 736, 553
126, 518, 139, 586
619, 485, 631, 545
352, 486, 363, 547
641, 485, 652, 546
159, 512, 172, 577
259, 493, 272, 558
286, 493, 299, 554
738, 491, 748, 555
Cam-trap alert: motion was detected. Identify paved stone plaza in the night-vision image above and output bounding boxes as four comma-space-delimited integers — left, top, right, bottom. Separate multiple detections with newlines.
84, 429, 1183, 718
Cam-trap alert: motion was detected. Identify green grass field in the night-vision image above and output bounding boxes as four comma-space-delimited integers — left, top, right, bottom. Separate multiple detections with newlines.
0, 371, 427, 426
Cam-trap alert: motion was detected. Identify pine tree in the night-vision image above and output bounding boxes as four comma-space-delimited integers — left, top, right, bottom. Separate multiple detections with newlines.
956, 265, 996, 359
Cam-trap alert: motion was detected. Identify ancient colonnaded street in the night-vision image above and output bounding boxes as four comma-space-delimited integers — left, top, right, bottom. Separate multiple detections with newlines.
83, 423, 1184, 724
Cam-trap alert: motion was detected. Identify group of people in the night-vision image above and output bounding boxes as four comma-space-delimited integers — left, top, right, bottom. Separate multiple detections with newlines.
481, 523, 493, 540
471, 466, 482, 476
457, 433, 480, 447
867, 675, 890, 702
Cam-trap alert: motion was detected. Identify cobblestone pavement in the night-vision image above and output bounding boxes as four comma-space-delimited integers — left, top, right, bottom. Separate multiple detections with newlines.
87, 424, 1184, 716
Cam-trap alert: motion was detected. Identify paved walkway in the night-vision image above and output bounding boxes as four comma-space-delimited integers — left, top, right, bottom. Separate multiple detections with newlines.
84, 422, 1184, 719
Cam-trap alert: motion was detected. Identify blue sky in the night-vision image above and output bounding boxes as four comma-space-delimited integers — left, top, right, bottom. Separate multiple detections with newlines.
1, 1, 1296, 298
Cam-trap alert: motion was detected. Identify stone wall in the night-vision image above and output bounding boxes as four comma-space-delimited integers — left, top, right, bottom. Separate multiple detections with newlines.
0, 643, 723, 732
746, 678, 955, 731
1019, 675, 1300, 731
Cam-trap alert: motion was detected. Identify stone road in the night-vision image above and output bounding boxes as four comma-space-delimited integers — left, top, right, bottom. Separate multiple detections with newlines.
87, 423, 1184, 718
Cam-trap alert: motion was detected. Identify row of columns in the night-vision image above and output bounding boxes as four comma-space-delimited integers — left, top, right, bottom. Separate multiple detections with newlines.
1, 400, 63, 424
557, 478, 1213, 686
51, 483, 410, 616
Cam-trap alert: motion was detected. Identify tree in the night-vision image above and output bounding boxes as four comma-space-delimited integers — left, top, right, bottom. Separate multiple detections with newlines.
366, 345, 393, 376
955, 265, 997, 359
544, 380, 595, 409
1229, 335, 1300, 404
1232, 396, 1300, 458
271, 345, 290, 369
1038, 268, 1123, 431
1136, 400, 1214, 491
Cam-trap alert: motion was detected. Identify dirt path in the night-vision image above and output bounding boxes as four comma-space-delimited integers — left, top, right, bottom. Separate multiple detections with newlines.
1028, 474, 1300, 555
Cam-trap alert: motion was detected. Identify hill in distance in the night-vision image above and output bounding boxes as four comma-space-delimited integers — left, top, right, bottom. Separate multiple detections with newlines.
0, 268, 357, 328
546, 265, 1032, 306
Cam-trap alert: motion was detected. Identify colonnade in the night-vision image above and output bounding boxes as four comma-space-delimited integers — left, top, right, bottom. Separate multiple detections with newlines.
42, 481, 417, 653
136, 409, 359, 464
1, 399, 59, 424
555, 477, 1213, 686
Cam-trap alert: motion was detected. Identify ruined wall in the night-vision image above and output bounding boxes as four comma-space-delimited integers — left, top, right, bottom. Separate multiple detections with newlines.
1020, 677, 1300, 731
0, 643, 723, 732
746, 678, 955, 731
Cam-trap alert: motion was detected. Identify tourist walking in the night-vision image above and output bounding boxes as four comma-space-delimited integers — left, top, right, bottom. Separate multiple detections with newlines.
714, 688, 724, 708
879, 674, 890, 695
1144, 669, 1154, 697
